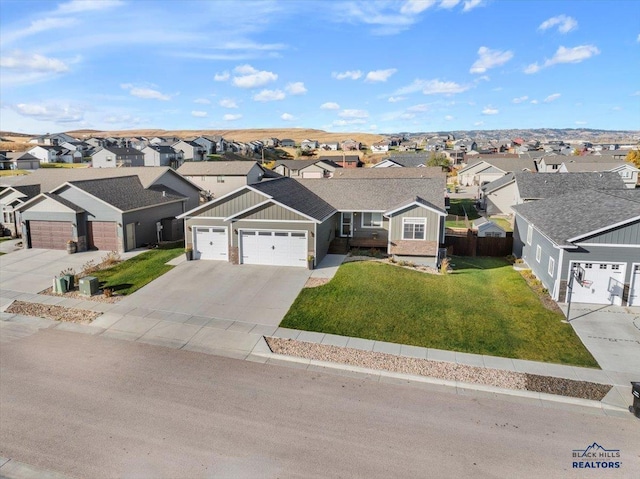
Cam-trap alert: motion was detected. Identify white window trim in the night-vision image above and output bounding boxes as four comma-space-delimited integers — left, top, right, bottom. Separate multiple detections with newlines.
361, 212, 383, 229
526, 224, 533, 245
548, 257, 555, 276
536, 245, 542, 263
402, 217, 426, 240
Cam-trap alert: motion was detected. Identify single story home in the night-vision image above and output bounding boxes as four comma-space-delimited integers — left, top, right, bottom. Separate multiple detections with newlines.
178, 176, 447, 268
512, 189, 640, 306
91, 147, 145, 168
457, 157, 537, 187
373, 155, 428, 168
472, 217, 506, 238
177, 161, 275, 199
318, 155, 362, 168
0, 184, 41, 236
273, 159, 341, 179
0, 152, 40, 171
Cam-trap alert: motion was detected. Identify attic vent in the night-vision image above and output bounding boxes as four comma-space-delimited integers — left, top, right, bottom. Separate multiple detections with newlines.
162, 190, 166, 197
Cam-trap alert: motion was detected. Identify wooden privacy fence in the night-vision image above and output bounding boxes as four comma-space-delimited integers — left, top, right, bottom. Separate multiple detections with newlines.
444, 229, 513, 257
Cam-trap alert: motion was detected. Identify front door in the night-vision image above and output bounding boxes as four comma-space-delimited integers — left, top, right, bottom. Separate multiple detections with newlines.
341, 212, 352, 237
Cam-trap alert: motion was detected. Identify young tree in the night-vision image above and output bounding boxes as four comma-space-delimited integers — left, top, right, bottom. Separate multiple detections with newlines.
626, 149, 640, 167
426, 152, 450, 169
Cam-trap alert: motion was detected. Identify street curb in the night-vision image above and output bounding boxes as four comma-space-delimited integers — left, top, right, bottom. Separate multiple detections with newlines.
0, 457, 75, 479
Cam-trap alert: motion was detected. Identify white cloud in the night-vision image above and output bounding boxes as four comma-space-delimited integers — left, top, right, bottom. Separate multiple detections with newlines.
339, 109, 369, 119
219, 99, 238, 108
474, 121, 484, 126
400, 0, 437, 14
388, 96, 406, 103
439, 0, 460, 8
512, 96, 528, 104
395, 78, 469, 95
482, 106, 498, 115
365, 68, 397, 82
55, 0, 124, 14
525, 45, 600, 73
469, 46, 513, 74
214, 71, 230, 81
223, 113, 242, 121
332, 70, 362, 80
253, 89, 285, 101
462, 0, 483, 12
544, 93, 561, 103
103, 114, 144, 126
1, 18, 76, 45
191, 111, 207, 118
285, 82, 307, 95
530, 99, 539, 104
333, 119, 367, 126
232, 64, 277, 88
444, 115, 454, 120
194, 98, 211, 104
121, 84, 170, 101
1, 50, 69, 73
407, 104, 429, 112
281, 113, 295, 121
612, 106, 622, 111
12, 102, 84, 122
538, 15, 578, 34
320, 102, 340, 110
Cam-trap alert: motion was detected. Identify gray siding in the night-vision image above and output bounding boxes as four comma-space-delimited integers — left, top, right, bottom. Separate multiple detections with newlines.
194, 190, 265, 218
561, 245, 639, 287
154, 171, 201, 211
57, 185, 121, 221
238, 203, 308, 221
388, 205, 441, 242
316, 213, 339, 263
123, 202, 185, 249
518, 218, 561, 295
578, 220, 640, 245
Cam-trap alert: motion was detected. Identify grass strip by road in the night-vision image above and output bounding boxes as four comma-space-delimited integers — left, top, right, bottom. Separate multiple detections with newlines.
92, 247, 183, 295
280, 257, 598, 367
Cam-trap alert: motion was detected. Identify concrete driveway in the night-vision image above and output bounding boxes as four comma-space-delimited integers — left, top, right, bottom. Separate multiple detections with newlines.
562, 303, 640, 375
0, 248, 140, 294
117, 260, 312, 326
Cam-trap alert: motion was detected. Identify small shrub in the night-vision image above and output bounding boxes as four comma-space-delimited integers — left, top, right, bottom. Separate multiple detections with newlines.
101, 250, 121, 266
440, 257, 450, 274
80, 260, 97, 276
505, 254, 516, 264
59, 267, 76, 276
515, 258, 524, 264
103, 288, 113, 298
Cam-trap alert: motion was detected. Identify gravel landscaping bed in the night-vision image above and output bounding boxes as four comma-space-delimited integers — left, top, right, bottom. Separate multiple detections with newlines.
5, 301, 101, 324
39, 286, 121, 303
265, 337, 611, 401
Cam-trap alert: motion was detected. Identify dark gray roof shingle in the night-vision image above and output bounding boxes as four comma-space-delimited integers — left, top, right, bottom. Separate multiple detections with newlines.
332, 166, 445, 179
515, 172, 625, 200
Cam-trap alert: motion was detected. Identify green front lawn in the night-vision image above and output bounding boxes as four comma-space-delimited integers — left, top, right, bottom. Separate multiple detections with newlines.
281, 257, 598, 367
92, 247, 183, 295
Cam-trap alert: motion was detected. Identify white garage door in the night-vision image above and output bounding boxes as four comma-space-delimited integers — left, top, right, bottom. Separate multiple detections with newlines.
571, 262, 626, 306
194, 227, 228, 260
629, 264, 640, 307
302, 171, 323, 179
240, 230, 307, 267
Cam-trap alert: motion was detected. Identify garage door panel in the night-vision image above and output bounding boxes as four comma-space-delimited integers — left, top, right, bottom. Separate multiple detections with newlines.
89, 221, 118, 251
241, 230, 307, 267
29, 221, 72, 250
571, 262, 625, 306
194, 227, 228, 260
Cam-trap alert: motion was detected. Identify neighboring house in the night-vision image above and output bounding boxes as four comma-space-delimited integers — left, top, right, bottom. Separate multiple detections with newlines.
280, 139, 296, 148
91, 147, 145, 168
0, 184, 41, 236
341, 139, 361, 151
370, 140, 390, 153
457, 157, 536, 187
193, 135, 228, 155
558, 162, 639, 189
0, 152, 40, 171
319, 142, 339, 151
300, 139, 319, 151
142, 145, 184, 168
27, 145, 66, 163
481, 171, 625, 217
17, 176, 188, 252
172, 140, 206, 162
512, 189, 640, 306
398, 142, 418, 152
318, 155, 362, 168
442, 150, 465, 165
472, 217, 506, 238
29, 133, 77, 146
373, 155, 428, 168
178, 176, 447, 268
331, 166, 445, 180
177, 161, 271, 199
273, 159, 341, 178
261, 138, 279, 148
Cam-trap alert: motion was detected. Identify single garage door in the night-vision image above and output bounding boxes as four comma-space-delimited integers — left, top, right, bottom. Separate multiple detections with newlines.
194, 227, 228, 260
629, 264, 640, 307
88, 221, 118, 251
240, 230, 307, 267
571, 262, 626, 306
29, 220, 73, 249
302, 171, 323, 179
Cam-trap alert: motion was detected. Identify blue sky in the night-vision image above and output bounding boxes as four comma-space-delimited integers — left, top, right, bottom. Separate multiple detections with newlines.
1, 0, 639, 134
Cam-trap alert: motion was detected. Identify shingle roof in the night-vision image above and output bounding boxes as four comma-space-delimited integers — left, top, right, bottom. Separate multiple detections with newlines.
379, 155, 429, 167
481, 173, 515, 193
11, 166, 185, 192
67, 176, 185, 211
101, 147, 143, 156
297, 177, 446, 212
515, 172, 625, 200
467, 157, 537, 173
178, 161, 260, 176
513, 189, 640, 246
250, 178, 336, 221
43, 193, 84, 212
332, 166, 445, 179
274, 159, 326, 170
559, 162, 625, 172
14, 184, 41, 199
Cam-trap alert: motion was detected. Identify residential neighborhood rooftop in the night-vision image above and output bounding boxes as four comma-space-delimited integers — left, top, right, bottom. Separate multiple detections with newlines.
332, 166, 445, 179
515, 171, 625, 200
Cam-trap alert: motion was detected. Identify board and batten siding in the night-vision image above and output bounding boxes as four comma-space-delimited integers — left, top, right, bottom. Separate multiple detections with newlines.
315, 213, 339, 264
485, 181, 518, 216
235, 203, 309, 221
123, 202, 185, 248
195, 190, 266, 218
578, 219, 640, 245
389, 205, 441, 241
154, 172, 201, 211
517, 217, 561, 296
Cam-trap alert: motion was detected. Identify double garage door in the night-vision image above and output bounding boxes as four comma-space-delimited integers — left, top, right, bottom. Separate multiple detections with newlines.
571, 262, 626, 306
241, 230, 307, 267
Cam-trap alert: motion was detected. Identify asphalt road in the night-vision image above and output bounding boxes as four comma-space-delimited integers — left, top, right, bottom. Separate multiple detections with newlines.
1, 330, 638, 479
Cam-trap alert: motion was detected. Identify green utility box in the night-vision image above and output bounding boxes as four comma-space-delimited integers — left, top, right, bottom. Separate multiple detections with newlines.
54, 276, 68, 293
79, 276, 99, 297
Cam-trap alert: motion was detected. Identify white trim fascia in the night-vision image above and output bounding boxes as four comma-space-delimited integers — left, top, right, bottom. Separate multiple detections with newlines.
226, 198, 320, 224
553, 248, 564, 300
577, 243, 640, 248
123, 197, 186, 214
177, 185, 268, 219
567, 215, 640, 242
230, 219, 314, 224
457, 160, 489, 175
51, 182, 123, 213
223, 199, 272, 221
384, 201, 446, 217
482, 177, 516, 194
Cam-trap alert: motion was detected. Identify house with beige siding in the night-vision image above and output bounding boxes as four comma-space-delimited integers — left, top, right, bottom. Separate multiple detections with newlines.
178, 176, 447, 268
177, 161, 273, 199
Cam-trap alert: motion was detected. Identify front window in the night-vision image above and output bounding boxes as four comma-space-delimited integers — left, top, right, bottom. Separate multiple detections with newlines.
526, 225, 533, 245
402, 218, 426, 240
217, 176, 225, 183
362, 212, 382, 228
